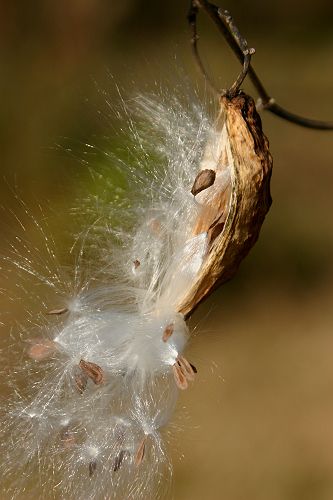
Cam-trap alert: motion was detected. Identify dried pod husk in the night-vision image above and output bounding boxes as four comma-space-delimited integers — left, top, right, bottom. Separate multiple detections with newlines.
178, 92, 272, 318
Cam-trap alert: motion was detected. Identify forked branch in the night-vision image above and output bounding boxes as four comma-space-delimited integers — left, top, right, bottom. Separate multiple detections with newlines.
188, 0, 333, 130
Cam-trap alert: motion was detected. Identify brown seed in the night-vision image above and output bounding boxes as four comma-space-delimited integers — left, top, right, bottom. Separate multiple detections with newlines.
79, 359, 104, 385
134, 438, 146, 466
148, 218, 162, 235
191, 169, 216, 196
177, 355, 196, 381
133, 259, 140, 269
162, 323, 174, 342
115, 427, 126, 446
27, 338, 57, 361
47, 307, 68, 315
189, 362, 198, 374
113, 450, 127, 472
172, 363, 188, 390
74, 370, 88, 394
60, 426, 76, 449
89, 460, 97, 477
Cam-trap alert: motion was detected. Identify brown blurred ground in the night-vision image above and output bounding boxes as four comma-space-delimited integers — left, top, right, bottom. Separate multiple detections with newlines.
1, 1, 333, 499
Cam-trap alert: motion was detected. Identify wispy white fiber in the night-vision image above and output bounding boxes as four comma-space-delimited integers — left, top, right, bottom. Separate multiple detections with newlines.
0, 85, 231, 499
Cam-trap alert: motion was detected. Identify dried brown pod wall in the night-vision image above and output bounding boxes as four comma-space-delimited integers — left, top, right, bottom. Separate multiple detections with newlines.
178, 92, 273, 318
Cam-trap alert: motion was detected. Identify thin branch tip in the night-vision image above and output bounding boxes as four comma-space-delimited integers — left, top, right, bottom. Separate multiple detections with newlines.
188, 0, 333, 130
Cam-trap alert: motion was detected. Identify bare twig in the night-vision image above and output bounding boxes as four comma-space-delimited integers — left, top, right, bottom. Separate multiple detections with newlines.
189, 0, 333, 130
188, 0, 219, 94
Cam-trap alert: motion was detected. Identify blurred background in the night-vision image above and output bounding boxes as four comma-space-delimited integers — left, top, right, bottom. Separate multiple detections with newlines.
1, 1, 333, 499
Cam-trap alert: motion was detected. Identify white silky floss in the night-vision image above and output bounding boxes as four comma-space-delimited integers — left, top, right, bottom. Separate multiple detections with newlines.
1, 90, 232, 500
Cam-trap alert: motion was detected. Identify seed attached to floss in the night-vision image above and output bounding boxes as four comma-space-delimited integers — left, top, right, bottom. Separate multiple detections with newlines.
191, 168, 216, 196
172, 363, 188, 390
47, 307, 69, 316
79, 359, 104, 385
60, 426, 76, 449
189, 362, 198, 374
134, 438, 146, 467
177, 355, 196, 381
133, 259, 140, 269
89, 460, 97, 477
162, 323, 174, 342
172, 356, 197, 389
148, 217, 162, 235
113, 450, 128, 472
74, 369, 88, 395
27, 338, 58, 361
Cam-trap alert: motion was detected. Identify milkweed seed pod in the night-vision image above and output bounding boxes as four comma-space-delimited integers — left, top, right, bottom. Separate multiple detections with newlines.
1, 89, 272, 499
178, 92, 273, 318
